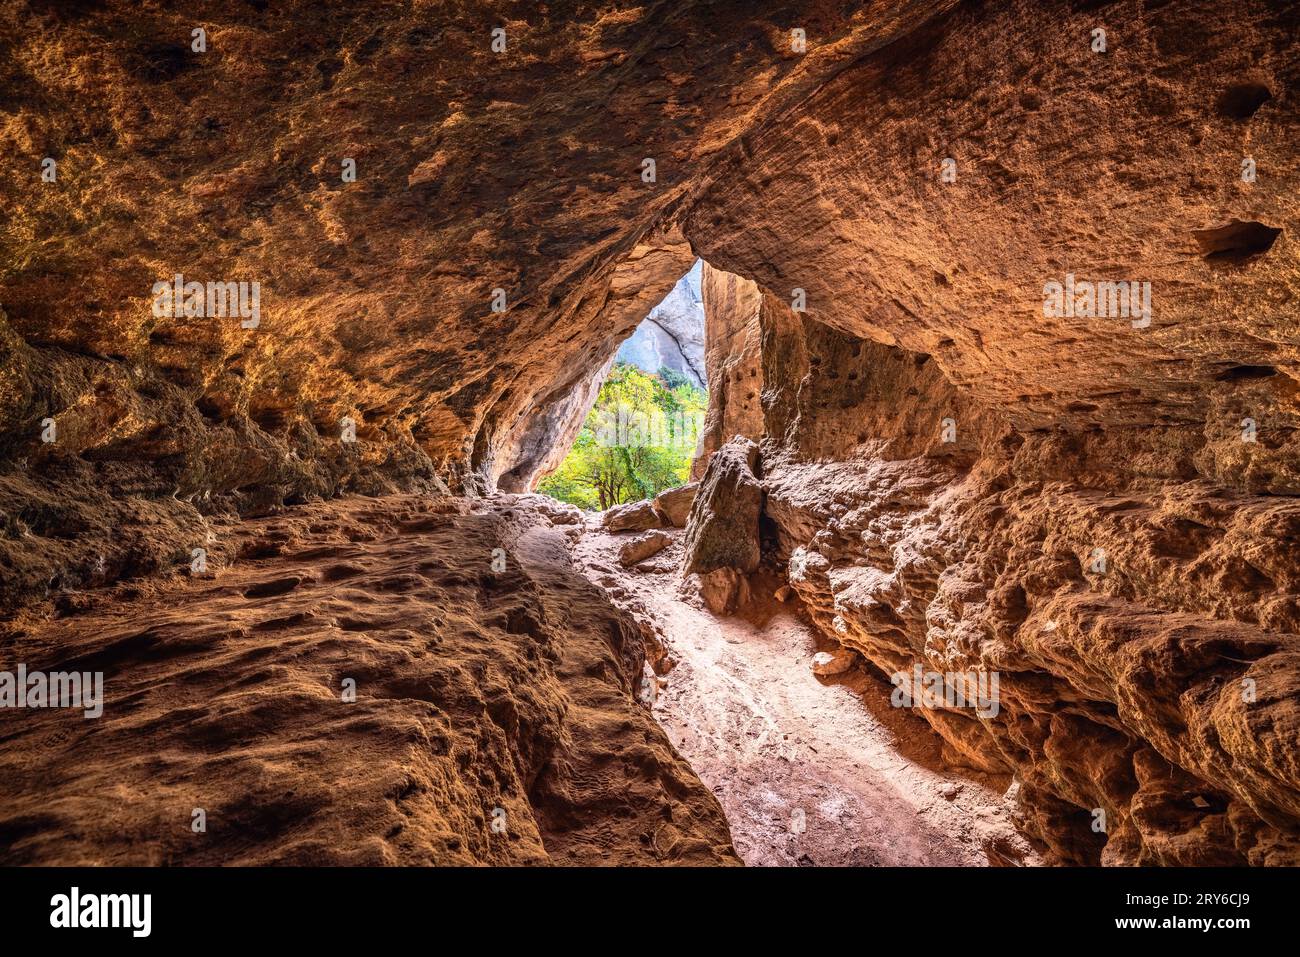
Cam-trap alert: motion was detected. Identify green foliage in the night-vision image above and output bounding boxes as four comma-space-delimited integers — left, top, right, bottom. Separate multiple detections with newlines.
657, 366, 693, 392
538, 363, 707, 510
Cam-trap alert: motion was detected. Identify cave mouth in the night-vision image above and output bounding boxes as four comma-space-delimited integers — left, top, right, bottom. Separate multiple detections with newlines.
536, 260, 709, 511
1192, 219, 1283, 265
1217, 81, 1273, 120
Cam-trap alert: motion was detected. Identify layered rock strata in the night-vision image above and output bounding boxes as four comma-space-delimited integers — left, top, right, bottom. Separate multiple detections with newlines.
682, 283, 1300, 864
668, 0, 1300, 865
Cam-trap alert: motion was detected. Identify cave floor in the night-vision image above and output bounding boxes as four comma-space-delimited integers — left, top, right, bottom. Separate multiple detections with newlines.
0, 490, 1043, 866
573, 520, 1044, 867
0, 494, 740, 866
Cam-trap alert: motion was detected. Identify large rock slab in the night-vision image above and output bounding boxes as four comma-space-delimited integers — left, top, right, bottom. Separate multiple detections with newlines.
618, 530, 670, 567
601, 499, 665, 533
683, 437, 763, 577
653, 482, 698, 528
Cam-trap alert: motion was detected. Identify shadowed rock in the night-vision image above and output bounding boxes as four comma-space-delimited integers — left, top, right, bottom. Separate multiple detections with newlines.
683, 437, 763, 579
652, 482, 698, 528
0, 495, 739, 866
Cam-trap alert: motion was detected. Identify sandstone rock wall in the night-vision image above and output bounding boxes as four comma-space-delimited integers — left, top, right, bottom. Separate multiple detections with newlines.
2, 1, 951, 611
2, 0, 1298, 865
685, 0, 1299, 451
0, 494, 739, 865
666, 0, 1300, 863
14, 0, 1220, 602
691, 263, 766, 478
763, 448, 1300, 864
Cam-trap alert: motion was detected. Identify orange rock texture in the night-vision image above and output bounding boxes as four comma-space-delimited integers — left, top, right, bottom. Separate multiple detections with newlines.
0, 494, 738, 864
673, 0, 1299, 864
1, 0, 1298, 865
691, 264, 764, 478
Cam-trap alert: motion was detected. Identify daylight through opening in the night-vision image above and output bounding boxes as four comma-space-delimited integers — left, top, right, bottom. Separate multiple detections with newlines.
538, 261, 708, 511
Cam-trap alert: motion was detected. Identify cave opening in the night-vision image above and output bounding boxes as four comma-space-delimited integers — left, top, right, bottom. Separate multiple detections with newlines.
549, 258, 1048, 865
6, 0, 1298, 880
535, 260, 709, 512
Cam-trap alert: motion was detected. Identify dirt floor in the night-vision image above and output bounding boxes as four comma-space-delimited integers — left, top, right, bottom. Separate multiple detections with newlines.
573, 519, 1043, 867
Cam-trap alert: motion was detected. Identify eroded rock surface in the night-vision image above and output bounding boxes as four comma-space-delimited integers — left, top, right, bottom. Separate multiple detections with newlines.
683, 437, 763, 579
715, 288, 1300, 864
571, 521, 1042, 867
652, 482, 697, 528
601, 499, 664, 533
675, 0, 1299, 865
2, 0, 1298, 867
692, 264, 765, 478
0, 494, 738, 865
1, 1, 950, 611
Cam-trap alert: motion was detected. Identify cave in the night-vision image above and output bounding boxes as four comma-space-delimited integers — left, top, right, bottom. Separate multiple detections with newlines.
1, 0, 1298, 886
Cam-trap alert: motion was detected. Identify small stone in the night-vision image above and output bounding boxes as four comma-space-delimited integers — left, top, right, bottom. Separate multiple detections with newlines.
602, 499, 665, 532
619, 530, 670, 567
697, 567, 750, 615
811, 647, 858, 675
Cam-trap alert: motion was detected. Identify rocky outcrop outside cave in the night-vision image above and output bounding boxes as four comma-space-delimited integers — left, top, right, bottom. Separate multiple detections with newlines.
1, 0, 1299, 866
616, 260, 707, 390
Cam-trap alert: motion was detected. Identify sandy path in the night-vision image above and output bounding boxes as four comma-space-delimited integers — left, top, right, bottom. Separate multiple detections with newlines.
574, 523, 1041, 867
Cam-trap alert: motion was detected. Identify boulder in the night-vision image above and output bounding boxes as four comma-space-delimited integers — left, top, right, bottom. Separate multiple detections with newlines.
653, 482, 698, 527
618, 531, 670, 567
602, 499, 665, 532
682, 437, 763, 576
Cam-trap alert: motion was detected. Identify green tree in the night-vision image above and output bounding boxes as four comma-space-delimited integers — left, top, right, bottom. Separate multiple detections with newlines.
657, 366, 693, 392
538, 363, 707, 510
